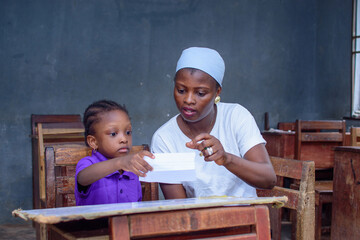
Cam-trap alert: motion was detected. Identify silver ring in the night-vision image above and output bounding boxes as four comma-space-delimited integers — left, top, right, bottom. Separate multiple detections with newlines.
207, 147, 213, 156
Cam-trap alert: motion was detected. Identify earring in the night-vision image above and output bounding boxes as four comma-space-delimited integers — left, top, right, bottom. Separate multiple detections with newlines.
93, 148, 97, 153
214, 96, 221, 104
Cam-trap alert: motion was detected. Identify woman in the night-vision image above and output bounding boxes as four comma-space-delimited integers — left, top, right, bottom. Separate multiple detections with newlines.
151, 47, 276, 199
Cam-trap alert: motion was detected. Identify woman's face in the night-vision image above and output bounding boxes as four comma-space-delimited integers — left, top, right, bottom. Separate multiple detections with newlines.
174, 68, 221, 123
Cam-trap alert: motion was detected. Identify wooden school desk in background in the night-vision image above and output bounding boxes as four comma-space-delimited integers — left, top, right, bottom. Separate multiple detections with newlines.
13, 196, 287, 240
331, 146, 360, 240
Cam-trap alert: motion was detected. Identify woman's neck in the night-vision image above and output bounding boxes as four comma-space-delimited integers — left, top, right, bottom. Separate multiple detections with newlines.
178, 105, 217, 139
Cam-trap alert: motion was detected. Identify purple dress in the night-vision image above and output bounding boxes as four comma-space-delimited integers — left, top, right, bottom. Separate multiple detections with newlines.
75, 151, 142, 206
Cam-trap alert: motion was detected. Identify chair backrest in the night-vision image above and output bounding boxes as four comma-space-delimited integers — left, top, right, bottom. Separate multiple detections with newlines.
36, 122, 85, 207
257, 156, 315, 240
44, 143, 158, 208
31, 114, 84, 210
294, 120, 346, 169
351, 127, 360, 147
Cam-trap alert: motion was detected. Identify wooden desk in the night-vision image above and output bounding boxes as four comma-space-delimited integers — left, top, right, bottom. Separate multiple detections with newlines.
262, 130, 351, 169
13, 196, 287, 240
331, 146, 360, 240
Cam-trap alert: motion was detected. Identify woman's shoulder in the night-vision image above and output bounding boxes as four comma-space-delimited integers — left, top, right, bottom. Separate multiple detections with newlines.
218, 102, 252, 117
152, 114, 179, 136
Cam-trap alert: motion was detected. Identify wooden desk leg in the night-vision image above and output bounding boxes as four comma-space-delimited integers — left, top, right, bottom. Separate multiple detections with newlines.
255, 205, 271, 240
109, 216, 130, 240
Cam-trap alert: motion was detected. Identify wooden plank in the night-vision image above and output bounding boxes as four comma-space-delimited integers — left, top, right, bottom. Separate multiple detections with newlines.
53, 144, 92, 165
299, 121, 344, 130
331, 147, 360, 239
129, 207, 256, 237
301, 132, 343, 142
109, 216, 129, 240
270, 156, 304, 179
254, 205, 271, 240
257, 187, 299, 210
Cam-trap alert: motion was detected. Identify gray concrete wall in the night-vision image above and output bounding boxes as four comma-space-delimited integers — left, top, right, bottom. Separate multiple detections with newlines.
0, 0, 352, 223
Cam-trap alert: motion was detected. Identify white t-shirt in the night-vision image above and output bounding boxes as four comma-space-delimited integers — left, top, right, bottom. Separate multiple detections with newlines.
151, 102, 265, 198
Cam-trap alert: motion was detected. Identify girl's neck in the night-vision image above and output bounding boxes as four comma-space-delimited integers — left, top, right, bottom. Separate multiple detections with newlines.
178, 105, 217, 139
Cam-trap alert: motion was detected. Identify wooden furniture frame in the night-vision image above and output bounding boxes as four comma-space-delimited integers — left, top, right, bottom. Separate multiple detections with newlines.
257, 156, 315, 240
331, 146, 360, 239
109, 205, 270, 240
14, 197, 288, 240
295, 119, 346, 169
36, 142, 158, 240
350, 126, 360, 146
44, 143, 158, 208
31, 114, 84, 210
294, 119, 346, 240
277, 122, 296, 131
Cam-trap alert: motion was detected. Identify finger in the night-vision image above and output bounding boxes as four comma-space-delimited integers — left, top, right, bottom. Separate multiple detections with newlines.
142, 150, 155, 159
141, 151, 154, 171
133, 168, 147, 177
135, 159, 153, 173
186, 133, 211, 149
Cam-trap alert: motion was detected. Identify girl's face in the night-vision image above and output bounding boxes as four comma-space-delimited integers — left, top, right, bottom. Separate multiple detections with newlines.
88, 110, 132, 159
174, 68, 221, 123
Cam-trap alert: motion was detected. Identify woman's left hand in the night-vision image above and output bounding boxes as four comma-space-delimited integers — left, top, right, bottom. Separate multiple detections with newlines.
186, 133, 228, 165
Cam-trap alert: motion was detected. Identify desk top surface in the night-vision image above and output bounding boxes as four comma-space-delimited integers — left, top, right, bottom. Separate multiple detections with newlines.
13, 196, 287, 224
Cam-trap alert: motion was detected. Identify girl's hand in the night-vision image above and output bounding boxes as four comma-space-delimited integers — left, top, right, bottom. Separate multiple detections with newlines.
186, 133, 228, 166
119, 150, 154, 177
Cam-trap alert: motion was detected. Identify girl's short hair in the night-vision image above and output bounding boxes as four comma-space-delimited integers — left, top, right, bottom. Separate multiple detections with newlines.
83, 99, 129, 146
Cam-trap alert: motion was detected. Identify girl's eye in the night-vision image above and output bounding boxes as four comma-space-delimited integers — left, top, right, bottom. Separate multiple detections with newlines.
126, 130, 132, 136
110, 132, 117, 137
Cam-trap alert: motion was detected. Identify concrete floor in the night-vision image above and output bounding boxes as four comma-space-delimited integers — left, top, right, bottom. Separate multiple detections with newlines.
0, 222, 36, 240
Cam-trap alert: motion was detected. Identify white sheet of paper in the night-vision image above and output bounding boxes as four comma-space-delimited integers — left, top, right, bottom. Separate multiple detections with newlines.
140, 152, 196, 184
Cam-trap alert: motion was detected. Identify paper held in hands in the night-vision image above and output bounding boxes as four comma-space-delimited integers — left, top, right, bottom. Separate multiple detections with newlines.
140, 153, 196, 184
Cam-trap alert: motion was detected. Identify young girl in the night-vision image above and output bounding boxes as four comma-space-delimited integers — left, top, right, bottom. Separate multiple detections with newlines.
75, 99, 154, 206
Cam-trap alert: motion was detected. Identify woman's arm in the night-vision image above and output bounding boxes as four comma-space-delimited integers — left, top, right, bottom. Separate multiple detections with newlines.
160, 183, 187, 199
222, 143, 276, 189
187, 134, 276, 190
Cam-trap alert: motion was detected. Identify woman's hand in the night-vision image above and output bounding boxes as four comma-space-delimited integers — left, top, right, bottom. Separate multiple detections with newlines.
186, 133, 228, 165
117, 150, 154, 177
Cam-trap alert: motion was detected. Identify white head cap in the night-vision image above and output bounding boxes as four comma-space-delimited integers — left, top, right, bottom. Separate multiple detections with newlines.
175, 47, 225, 86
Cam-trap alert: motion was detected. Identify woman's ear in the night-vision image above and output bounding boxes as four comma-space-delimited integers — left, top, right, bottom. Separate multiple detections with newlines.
216, 86, 222, 96
87, 135, 98, 150
215, 86, 222, 98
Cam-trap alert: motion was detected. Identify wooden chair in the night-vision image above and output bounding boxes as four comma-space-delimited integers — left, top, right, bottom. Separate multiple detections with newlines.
37, 143, 158, 240
257, 156, 315, 240
350, 127, 360, 146
44, 143, 158, 208
294, 119, 346, 240
31, 114, 84, 210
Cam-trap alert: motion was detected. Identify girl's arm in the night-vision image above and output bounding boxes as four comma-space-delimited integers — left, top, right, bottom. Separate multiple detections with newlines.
78, 151, 154, 186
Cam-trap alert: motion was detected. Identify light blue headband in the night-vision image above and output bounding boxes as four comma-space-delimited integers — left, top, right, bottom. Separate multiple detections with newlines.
176, 47, 225, 86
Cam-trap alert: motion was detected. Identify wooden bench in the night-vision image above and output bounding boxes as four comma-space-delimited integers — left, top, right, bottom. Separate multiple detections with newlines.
257, 156, 315, 240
